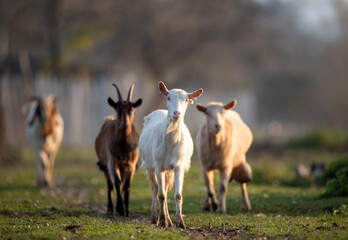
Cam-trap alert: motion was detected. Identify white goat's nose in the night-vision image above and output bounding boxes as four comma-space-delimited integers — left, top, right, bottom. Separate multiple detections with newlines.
173, 111, 181, 116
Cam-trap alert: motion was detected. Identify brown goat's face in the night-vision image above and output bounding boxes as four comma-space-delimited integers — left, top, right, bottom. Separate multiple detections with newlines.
108, 98, 142, 133
197, 100, 236, 134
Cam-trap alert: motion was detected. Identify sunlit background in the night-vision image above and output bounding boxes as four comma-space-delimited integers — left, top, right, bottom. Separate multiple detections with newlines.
1, 0, 348, 149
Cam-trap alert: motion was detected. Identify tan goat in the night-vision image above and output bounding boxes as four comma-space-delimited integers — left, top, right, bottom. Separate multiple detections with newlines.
196, 100, 252, 212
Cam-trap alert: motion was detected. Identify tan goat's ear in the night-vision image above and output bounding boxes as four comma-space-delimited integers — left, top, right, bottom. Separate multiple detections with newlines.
158, 81, 169, 96
188, 89, 203, 100
224, 100, 237, 110
196, 104, 207, 113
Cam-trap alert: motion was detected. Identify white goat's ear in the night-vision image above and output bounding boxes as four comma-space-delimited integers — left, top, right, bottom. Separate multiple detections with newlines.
224, 100, 237, 110
196, 104, 207, 113
158, 81, 169, 96
188, 89, 203, 100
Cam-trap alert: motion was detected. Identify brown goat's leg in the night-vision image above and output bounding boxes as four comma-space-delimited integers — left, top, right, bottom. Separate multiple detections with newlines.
241, 183, 252, 210
156, 171, 168, 228
124, 169, 134, 217
104, 172, 114, 214
217, 169, 231, 213
174, 167, 185, 229
114, 168, 126, 216
203, 170, 218, 211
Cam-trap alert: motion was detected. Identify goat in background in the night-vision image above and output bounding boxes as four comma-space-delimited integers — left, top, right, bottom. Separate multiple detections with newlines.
95, 83, 142, 216
25, 95, 64, 187
196, 100, 252, 212
139, 81, 203, 228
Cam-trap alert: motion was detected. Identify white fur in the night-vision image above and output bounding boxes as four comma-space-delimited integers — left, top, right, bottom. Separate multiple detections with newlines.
139, 85, 202, 228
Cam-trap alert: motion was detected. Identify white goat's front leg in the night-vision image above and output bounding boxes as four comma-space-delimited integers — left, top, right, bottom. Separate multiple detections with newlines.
217, 168, 231, 213
174, 166, 186, 229
165, 173, 173, 227
203, 169, 218, 211
241, 183, 252, 210
147, 170, 159, 224
156, 171, 168, 227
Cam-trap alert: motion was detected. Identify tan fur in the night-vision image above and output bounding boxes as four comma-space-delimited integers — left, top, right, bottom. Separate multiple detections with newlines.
196, 102, 252, 212
41, 98, 59, 136
25, 95, 64, 187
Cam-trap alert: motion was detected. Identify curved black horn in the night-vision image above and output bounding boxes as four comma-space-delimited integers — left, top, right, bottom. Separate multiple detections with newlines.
112, 83, 123, 102
127, 83, 136, 102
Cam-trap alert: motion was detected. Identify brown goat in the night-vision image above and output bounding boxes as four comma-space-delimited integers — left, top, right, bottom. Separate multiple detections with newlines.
95, 83, 142, 216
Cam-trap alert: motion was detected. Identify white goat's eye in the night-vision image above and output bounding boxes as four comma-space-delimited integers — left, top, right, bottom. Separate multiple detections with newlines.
167, 97, 171, 101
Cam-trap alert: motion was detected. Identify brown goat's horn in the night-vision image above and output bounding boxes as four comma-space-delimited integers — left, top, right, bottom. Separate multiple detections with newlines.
127, 83, 136, 102
112, 83, 123, 102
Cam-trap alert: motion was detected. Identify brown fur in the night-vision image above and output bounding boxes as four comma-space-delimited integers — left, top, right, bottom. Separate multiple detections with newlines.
95, 83, 142, 216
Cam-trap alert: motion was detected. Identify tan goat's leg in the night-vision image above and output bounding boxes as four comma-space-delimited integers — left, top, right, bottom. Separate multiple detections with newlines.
39, 150, 50, 187
174, 167, 185, 229
203, 169, 218, 211
241, 183, 252, 210
217, 169, 231, 213
156, 171, 168, 227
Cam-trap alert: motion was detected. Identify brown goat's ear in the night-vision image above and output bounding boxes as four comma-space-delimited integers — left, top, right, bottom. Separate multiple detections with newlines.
196, 104, 207, 113
224, 100, 237, 110
108, 97, 117, 109
188, 89, 203, 100
133, 98, 142, 108
159, 81, 169, 96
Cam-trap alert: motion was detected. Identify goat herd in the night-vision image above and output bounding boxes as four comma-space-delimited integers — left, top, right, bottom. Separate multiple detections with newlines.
25, 81, 253, 229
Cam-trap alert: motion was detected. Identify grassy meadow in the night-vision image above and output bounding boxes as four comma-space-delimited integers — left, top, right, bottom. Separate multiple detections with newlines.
0, 148, 347, 239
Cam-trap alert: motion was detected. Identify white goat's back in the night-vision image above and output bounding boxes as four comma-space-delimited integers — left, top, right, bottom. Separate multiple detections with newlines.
139, 110, 167, 170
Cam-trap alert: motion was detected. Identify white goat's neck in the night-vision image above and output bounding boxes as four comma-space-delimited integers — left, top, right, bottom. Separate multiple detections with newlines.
166, 115, 183, 143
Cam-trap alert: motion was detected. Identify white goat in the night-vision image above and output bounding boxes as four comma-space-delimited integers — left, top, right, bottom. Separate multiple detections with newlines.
196, 100, 252, 212
139, 81, 203, 229
25, 95, 64, 187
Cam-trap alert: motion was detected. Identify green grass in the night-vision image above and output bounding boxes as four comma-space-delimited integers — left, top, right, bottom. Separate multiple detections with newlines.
1, 148, 348, 239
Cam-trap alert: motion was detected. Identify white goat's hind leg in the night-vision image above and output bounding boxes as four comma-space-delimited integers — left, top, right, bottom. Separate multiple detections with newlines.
147, 170, 159, 224
241, 183, 252, 210
156, 171, 168, 227
203, 169, 218, 211
217, 168, 231, 213
174, 167, 186, 229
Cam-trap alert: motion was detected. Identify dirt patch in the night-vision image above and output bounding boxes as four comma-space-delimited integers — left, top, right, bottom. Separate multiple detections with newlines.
184, 224, 251, 239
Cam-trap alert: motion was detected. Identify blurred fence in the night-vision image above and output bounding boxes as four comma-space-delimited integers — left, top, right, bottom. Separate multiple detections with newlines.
0, 76, 256, 148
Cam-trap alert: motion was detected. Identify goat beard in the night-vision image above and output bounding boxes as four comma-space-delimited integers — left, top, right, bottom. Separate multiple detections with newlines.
166, 118, 182, 143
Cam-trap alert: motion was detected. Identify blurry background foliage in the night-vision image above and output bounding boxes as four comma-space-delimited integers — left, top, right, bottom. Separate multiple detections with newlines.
0, 0, 347, 189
